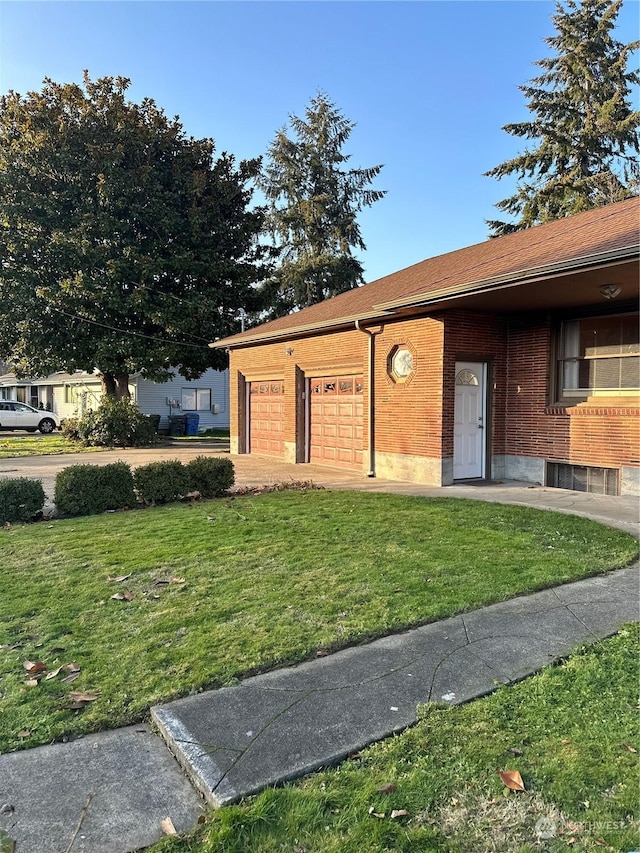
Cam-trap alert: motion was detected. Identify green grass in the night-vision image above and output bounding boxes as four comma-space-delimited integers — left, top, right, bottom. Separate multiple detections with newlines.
152, 624, 640, 853
0, 491, 636, 756
0, 434, 105, 458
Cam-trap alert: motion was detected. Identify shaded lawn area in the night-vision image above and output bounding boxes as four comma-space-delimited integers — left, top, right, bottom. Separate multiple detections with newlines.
0, 434, 105, 458
153, 625, 640, 853
0, 491, 637, 754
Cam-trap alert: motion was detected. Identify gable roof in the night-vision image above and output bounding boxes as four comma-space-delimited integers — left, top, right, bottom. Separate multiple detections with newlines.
213, 198, 640, 349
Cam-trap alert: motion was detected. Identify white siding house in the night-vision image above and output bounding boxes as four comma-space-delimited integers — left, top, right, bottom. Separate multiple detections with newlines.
0, 368, 230, 431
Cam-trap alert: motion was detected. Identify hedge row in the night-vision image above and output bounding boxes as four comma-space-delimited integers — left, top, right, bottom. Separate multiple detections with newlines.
55, 456, 235, 516
0, 456, 234, 523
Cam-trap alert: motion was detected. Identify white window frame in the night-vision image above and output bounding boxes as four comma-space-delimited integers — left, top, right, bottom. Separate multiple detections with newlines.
181, 388, 211, 411
557, 312, 639, 400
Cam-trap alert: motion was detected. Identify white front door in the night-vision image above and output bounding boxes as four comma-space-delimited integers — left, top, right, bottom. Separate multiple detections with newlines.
453, 361, 486, 480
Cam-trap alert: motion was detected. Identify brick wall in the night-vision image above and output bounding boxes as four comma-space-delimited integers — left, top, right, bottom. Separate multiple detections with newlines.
504, 316, 640, 468
228, 308, 639, 480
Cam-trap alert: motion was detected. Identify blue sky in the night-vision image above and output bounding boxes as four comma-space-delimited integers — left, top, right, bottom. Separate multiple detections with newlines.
1, 0, 638, 283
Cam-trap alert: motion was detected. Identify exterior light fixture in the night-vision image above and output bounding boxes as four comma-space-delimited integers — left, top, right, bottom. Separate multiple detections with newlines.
599, 284, 621, 300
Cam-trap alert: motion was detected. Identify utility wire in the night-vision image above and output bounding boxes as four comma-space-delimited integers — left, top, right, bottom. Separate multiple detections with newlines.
49, 307, 214, 349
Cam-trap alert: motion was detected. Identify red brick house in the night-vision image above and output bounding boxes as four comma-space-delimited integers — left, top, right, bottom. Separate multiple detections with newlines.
212, 198, 640, 496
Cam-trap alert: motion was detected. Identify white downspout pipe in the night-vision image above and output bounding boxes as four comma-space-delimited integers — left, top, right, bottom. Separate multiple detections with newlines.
355, 320, 381, 478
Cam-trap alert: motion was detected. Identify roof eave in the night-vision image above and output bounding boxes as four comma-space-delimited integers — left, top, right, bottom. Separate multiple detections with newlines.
209, 310, 394, 350
374, 245, 639, 312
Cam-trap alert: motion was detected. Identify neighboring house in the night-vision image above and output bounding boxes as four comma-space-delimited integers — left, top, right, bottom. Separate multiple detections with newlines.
0, 368, 230, 431
212, 198, 640, 496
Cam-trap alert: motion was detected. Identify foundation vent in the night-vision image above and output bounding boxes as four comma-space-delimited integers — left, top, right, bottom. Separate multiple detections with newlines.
546, 462, 619, 496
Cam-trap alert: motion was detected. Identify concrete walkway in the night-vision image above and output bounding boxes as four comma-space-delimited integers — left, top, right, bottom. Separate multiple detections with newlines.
0, 458, 638, 851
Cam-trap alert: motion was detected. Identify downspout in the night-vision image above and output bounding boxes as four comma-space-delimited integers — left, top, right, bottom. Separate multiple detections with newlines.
355, 320, 382, 477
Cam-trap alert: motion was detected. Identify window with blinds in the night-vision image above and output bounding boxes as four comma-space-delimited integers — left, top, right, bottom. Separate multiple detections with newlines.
558, 312, 639, 399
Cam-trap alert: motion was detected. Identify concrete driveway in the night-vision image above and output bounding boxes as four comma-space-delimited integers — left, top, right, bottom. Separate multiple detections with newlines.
0, 439, 638, 535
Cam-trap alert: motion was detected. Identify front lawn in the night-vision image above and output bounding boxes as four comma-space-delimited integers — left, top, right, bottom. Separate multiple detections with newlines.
0, 491, 636, 754
0, 434, 105, 458
154, 625, 640, 853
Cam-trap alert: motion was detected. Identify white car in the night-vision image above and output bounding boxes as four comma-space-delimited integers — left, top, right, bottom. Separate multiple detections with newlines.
0, 401, 61, 434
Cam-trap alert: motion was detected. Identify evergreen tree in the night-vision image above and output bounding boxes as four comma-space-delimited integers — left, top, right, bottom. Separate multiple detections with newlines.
0, 73, 268, 396
258, 93, 385, 316
486, 0, 639, 236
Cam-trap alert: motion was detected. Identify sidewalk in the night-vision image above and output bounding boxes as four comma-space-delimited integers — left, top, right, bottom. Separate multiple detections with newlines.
0, 479, 638, 852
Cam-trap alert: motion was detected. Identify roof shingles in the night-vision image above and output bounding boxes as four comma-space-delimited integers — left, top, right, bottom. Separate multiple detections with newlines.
216, 198, 640, 348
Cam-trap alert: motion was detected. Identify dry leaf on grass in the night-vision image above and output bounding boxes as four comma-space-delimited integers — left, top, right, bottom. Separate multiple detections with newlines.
23, 661, 46, 675
390, 809, 409, 819
23, 678, 39, 687
17, 731, 30, 738
621, 743, 637, 753
498, 769, 525, 791
66, 691, 100, 709
108, 574, 131, 583
46, 662, 81, 681
368, 807, 385, 819
161, 817, 177, 836
111, 590, 135, 601
377, 783, 397, 794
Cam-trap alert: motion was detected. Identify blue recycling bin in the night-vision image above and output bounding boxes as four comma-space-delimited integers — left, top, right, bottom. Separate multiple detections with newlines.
184, 412, 200, 436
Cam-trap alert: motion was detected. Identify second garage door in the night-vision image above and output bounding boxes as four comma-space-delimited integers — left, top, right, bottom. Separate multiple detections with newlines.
309, 375, 364, 470
249, 380, 285, 456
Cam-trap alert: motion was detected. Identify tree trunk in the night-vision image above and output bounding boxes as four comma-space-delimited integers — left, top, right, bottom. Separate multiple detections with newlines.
100, 371, 131, 399
115, 373, 131, 399
101, 372, 116, 397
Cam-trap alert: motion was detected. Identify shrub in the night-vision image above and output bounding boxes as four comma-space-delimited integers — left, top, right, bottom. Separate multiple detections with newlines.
0, 478, 46, 523
186, 456, 235, 498
133, 460, 189, 505
61, 416, 81, 441
54, 462, 135, 516
77, 398, 157, 447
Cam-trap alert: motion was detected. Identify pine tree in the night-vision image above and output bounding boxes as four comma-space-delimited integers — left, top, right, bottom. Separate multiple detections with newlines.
258, 93, 385, 316
486, 0, 639, 236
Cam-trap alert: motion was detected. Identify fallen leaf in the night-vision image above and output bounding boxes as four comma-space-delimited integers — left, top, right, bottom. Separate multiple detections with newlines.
23, 660, 46, 674
61, 671, 81, 684
368, 807, 385, 819
197, 815, 207, 824
111, 593, 125, 600
316, 650, 328, 657
390, 809, 409, 819
594, 838, 607, 847
23, 679, 39, 687
111, 591, 135, 601
509, 747, 523, 756
161, 817, 177, 836
123, 590, 135, 600
108, 574, 131, 583
69, 691, 100, 703
45, 666, 63, 680
498, 769, 525, 791
347, 752, 361, 761
561, 738, 571, 745
621, 742, 637, 753
566, 838, 576, 846
16, 731, 30, 738
377, 783, 397, 794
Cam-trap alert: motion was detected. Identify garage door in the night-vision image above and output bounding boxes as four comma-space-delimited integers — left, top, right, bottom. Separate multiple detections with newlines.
249, 380, 285, 456
309, 375, 364, 470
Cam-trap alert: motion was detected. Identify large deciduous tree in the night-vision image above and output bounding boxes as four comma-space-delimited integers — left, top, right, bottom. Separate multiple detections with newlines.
0, 73, 268, 396
486, 0, 639, 236
258, 93, 385, 317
